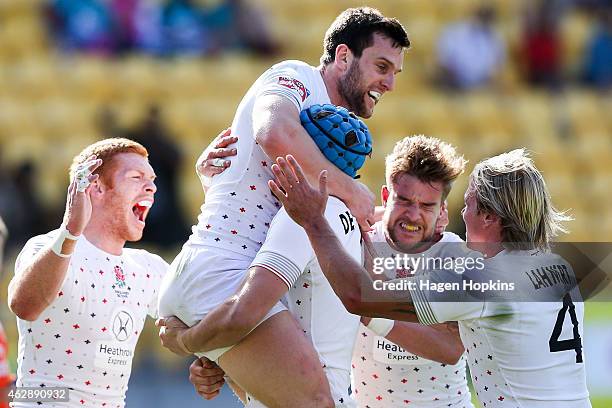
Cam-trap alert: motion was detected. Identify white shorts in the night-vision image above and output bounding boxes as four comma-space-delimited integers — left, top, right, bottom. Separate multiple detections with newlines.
327, 367, 356, 408
158, 245, 287, 361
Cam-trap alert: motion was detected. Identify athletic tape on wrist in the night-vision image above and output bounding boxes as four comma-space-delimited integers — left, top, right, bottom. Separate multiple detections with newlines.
51, 227, 80, 258
367, 318, 395, 337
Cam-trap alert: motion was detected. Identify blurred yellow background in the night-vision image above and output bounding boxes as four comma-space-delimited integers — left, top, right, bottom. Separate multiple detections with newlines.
0, 0, 610, 406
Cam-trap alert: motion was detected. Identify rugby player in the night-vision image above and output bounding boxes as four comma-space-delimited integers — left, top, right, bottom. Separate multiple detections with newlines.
350, 136, 474, 407
158, 7, 409, 407
272, 149, 591, 407
173, 136, 473, 407
8, 139, 168, 407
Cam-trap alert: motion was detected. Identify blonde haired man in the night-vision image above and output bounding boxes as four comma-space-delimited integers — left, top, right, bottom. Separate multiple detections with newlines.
272, 149, 591, 407
8, 139, 168, 407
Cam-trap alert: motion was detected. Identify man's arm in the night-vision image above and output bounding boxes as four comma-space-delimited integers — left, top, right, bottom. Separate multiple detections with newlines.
158, 267, 289, 355
9, 245, 74, 321
253, 95, 374, 228
8, 157, 101, 321
268, 156, 420, 322
381, 319, 464, 365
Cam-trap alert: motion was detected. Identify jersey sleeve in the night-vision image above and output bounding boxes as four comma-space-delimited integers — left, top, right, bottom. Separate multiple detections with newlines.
14, 232, 55, 277
251, 208, 315, 290
256, 64, 313, 112
408, 268, 486, 325
251, 197, 360, 290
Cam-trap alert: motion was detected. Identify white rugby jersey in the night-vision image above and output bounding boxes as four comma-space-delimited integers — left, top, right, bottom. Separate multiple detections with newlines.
352, 223, 473, 408
251, 197, 362, 407
189, 60, 330, 260
12, 231, 167, 407
411, 250, 591, 408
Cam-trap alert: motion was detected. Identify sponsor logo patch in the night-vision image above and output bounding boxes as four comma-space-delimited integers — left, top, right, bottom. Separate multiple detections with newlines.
278, 76, 311, 102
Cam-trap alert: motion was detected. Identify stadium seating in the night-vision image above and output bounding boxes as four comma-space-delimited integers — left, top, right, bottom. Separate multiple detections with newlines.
0, 0, 609, 241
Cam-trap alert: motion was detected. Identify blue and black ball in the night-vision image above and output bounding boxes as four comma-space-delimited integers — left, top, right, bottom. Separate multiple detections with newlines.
300, 104, 372, 178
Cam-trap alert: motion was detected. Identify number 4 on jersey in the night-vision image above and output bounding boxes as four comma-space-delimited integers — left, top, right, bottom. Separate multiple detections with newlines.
549, 293, 583, 363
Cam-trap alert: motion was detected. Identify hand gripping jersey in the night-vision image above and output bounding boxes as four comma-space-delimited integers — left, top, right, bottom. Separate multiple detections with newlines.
352, 222, 473, 408
410, 249, 591, 408
250, 197, 362, 407
13, 232, 167, 407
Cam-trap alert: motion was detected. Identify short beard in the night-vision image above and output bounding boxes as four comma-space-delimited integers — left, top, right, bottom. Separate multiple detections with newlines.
387, 223, 436, 254
337, 60, 368, 117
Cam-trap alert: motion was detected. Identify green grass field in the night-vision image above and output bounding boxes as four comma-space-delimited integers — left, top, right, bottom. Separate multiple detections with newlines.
470, 393, 612, 407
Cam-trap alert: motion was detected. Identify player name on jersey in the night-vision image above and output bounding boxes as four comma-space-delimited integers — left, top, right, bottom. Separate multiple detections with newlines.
525, 264, 575, 290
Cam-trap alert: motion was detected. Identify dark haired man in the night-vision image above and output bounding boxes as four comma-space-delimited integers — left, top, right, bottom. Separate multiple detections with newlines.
157, 7, 409, 408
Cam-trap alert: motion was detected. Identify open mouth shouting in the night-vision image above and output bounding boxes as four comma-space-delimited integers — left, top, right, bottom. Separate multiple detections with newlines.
132, 199, 153, 226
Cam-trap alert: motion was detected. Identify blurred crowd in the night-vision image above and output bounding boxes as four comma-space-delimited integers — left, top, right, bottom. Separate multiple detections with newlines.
435, 0, 611, 92
45, 0, 280, 57
41, 0, 612, 89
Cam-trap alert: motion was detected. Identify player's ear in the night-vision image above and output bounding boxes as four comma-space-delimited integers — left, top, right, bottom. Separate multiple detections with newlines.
482, 211, 500, 228
335, 44, 352, 71
89, 177, 105, 196
381, 185, 389, 206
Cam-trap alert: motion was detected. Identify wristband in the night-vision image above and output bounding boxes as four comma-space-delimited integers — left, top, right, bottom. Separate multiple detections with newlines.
367, 318, 395, 337
51, 227, 80, 258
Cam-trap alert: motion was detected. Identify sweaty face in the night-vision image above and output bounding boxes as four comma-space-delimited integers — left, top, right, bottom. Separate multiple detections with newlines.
337, 33, 404, 118
382, 173, 444, 252
97, 153, 157, 242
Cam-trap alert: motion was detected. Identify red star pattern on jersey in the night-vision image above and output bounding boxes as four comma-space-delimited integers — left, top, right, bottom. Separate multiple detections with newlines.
190, 160, 281, 259
353, 228, 473, 408
460, 323, 514, 408
352, 326, 472, 408
14, 234, 167, 407
395, 266, 414, 279
283, 259, 359, 407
